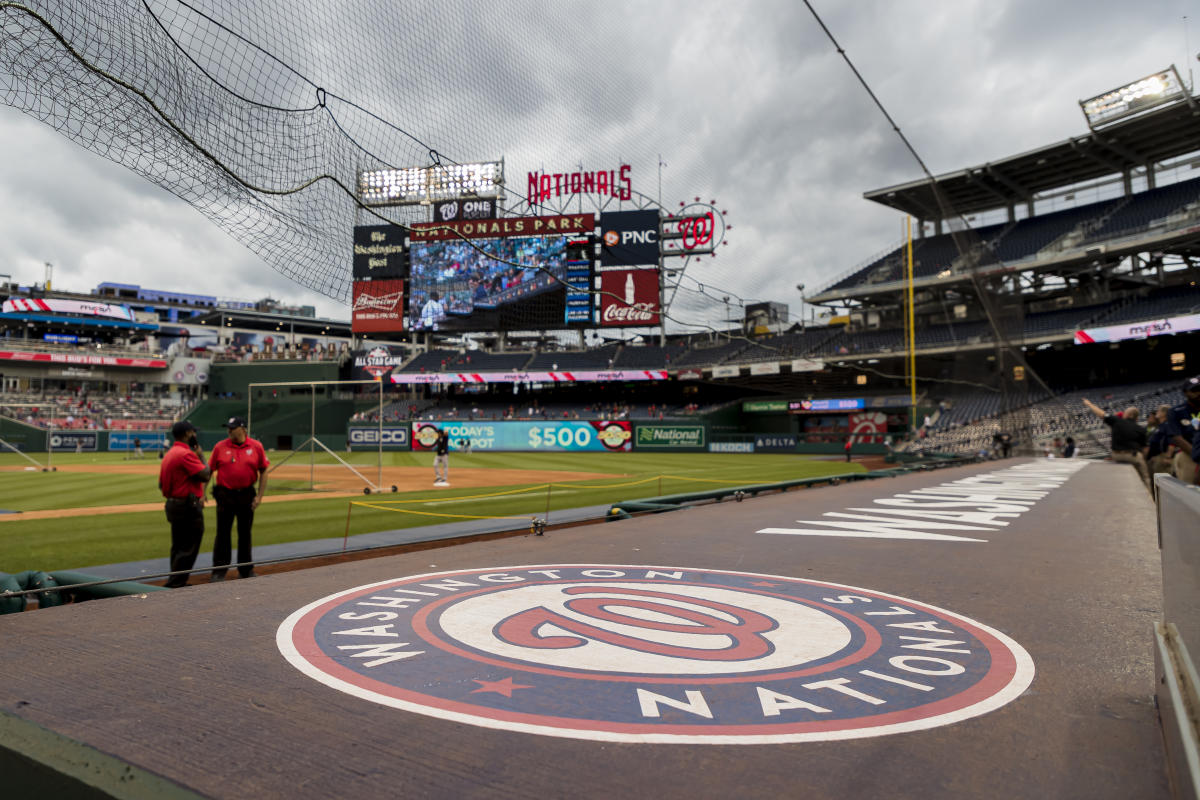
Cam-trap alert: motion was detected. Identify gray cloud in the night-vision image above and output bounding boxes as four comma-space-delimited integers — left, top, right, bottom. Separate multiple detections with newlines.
0, 0, 1189, 326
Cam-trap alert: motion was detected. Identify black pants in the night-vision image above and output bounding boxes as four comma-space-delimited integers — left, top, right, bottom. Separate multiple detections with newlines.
213, 485, 256, 577
164, 497, 205, 588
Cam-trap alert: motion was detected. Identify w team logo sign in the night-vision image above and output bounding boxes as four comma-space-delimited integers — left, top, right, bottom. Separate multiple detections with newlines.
278, 565, 1033, 743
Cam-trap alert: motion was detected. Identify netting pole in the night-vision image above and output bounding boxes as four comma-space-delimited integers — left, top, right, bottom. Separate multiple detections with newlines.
310, 384, 316, 491
906, 216, 916, 435
378, 377, 383, 489
47, 403, 55, 470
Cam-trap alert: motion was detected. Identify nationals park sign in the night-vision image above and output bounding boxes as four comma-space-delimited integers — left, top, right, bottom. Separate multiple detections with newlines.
278, 564, 1034, 743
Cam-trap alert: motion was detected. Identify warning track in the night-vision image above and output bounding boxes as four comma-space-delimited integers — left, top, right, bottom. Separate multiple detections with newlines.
0, 458, 1169, 798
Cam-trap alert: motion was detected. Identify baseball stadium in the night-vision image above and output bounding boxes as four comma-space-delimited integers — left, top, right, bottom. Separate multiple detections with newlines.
1, 2, 1199, 798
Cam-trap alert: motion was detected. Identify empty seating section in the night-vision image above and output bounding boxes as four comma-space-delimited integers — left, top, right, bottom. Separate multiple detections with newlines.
615, 342, 688, 368
1022, 305, 1108, 335
1097, 288, 1200, 326
395, 349, 458, 373
524, 346, 618, 370
671, 339, 750, 367
991, 201, 1120, 262
442, 351, 531, 371
915, 380, 1182, 458
1083, 177, 1200, 242
821, 179, 1200, 296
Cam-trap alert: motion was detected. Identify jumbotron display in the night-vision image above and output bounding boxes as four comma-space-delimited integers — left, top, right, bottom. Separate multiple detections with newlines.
408, 235, 569, 331
406, 213, 595, 333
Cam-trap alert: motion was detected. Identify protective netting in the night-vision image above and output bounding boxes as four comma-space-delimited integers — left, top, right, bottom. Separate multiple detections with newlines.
0, 0, 727, 326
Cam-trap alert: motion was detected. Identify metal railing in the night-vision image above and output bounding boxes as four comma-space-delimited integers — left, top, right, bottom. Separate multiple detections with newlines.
1154, 474, 1200, 799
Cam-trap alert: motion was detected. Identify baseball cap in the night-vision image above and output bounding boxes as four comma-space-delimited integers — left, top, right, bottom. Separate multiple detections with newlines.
1184, 376, 1200, 394
225, 416, 247, 429
171, 420, 196, 439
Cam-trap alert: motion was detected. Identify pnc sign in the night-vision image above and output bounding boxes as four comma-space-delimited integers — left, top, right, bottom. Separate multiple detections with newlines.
278, 565, 1034, 743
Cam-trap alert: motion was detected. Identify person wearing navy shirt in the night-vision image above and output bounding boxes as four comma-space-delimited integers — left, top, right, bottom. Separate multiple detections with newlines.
207, 416, 269, 581
1164, 376, 1200, 486
158, 420, 211, 588
1083, 398, 1149, 490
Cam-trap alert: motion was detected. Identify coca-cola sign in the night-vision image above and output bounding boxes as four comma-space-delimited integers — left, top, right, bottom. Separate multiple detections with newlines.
352, 279, 406, 333
599, 268, 661, 327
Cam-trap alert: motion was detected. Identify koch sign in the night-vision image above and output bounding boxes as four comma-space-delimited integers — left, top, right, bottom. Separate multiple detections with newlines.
599, 210, 660, 267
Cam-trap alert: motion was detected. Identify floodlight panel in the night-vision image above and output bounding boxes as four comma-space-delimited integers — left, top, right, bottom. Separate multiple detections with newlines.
1081, 68, 1185, 127
359, 161, 503, 206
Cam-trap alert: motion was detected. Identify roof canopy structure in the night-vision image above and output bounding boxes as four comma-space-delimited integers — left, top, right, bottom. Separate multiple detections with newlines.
864, 92, 1200, 220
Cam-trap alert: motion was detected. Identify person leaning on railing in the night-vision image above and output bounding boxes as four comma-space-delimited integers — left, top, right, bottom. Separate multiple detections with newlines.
1082, 398, 1150, 491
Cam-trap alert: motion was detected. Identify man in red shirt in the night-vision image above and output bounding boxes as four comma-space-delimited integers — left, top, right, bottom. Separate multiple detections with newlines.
158, 420, 211, 588
207, 416, 269, 581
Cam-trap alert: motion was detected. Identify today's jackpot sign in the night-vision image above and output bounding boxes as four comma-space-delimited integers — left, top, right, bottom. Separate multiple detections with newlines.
278, 565, 1033, 743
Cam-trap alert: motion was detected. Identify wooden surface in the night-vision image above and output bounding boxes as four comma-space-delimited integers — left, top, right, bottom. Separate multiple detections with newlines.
0, 459, 1170, 799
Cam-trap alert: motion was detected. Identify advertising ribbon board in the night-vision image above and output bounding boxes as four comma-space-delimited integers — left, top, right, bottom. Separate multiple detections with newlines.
49, 431, 98, 452
348, 426, 411, 450
742, 400, 789, 413
634, 424, 706, 451
411, 420, 632, 452
109, 431, 170, 452
754, 434, 797, 452
1074, 313, 1200, 345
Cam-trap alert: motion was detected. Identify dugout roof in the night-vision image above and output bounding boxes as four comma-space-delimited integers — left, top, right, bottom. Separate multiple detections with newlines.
865, 93, 1200, 219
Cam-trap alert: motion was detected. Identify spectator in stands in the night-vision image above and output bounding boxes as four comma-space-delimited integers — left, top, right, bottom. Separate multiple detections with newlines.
1061, 437, 1076, 459
1147, 404, 1174, 478
1083, 398, 1150, 490
1164, 376, 1200, 486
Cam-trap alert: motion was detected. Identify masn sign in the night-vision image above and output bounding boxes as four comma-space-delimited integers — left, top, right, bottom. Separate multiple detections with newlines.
634, 424, 706, 450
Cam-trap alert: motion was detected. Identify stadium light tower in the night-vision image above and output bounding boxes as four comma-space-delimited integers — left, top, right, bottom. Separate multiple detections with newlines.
796, 284, 806, 332
1079, 66, 1187, 129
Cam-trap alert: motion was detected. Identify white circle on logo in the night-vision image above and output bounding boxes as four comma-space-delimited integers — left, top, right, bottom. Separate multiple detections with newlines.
436, 582, 850, 675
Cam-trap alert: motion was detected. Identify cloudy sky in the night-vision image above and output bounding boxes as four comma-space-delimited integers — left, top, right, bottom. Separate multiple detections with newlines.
0, 0, 1195, 329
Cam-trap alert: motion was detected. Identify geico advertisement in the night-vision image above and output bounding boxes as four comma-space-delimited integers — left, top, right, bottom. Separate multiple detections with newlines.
411, 421, 632, 452
347, 426, 411, 449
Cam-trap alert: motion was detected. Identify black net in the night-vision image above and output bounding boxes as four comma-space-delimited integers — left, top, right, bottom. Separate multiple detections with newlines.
0, 0, 734, 329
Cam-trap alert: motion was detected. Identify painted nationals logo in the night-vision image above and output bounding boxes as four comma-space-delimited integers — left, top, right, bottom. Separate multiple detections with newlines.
277, 565, 1033, 743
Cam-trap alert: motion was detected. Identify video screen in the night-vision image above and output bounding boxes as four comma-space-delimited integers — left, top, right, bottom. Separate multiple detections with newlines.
408, 235, 569, 332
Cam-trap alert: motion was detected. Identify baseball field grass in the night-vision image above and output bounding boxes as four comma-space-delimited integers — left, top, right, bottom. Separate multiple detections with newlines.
0, 450, 865, 573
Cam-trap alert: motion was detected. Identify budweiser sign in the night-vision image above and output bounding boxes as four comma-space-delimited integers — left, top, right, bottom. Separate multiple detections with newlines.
599, 268, 660, 327
352, 279, 406, 333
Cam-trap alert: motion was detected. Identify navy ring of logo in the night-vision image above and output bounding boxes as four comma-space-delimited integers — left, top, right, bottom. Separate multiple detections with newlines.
277, 565, 1034, 743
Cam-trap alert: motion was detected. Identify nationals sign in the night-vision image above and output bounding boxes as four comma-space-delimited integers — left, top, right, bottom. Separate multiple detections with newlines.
278, 565, 1033, 743
599, 269, 661, 327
